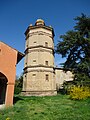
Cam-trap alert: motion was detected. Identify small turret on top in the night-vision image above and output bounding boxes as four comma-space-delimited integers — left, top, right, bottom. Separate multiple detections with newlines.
35, 19, 45, 26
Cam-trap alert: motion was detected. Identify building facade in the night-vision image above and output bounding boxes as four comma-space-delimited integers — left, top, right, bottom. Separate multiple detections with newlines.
0, 41, 24, 106
55, 68, 73, 90
22, 19, 57, 96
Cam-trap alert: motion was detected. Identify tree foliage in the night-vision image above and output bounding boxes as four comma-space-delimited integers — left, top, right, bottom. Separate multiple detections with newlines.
14, 74, 23, 94
56, 14, 90, 85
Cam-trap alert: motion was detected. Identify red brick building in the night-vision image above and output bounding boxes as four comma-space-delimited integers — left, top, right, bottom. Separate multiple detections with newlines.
0, 41, 24, 106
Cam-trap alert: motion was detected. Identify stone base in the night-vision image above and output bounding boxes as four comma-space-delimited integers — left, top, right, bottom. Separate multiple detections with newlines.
21, 90, 57, 96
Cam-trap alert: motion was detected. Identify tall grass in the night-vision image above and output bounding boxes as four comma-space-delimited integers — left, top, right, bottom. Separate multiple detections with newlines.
0, 95, 90, 120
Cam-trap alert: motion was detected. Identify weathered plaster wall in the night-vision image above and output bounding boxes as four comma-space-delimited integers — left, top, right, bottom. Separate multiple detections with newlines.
55, 69, 73, 90
0, 41, 17, 106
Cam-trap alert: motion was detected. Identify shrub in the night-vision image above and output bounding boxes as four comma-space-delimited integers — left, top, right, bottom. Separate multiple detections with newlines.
14, 87, 22, 94
6, 118, 10, 120
68, 86, 90, 100
62, 81, 74, 94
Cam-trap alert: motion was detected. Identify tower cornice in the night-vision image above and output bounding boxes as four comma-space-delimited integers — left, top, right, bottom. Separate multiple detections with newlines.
24, 69, 54, 74
24, 65, 54, 70
25, 25, 55, 37
25, 48, 54, 55
25, 31, 54, 40
24, 45, 54, 53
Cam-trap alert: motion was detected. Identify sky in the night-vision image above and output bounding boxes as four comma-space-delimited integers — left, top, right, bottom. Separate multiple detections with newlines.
0, 0, 90, 76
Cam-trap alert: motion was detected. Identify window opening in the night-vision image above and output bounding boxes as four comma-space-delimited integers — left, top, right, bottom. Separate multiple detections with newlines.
45, 61, 48, 65
45, 42, 48, 47
33, 60, 36, 62
46, 74, 49, 81
32, 74, 36, 76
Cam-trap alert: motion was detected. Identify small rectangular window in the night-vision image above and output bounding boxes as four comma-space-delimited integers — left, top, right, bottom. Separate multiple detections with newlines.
45, 42, 48, 47
32, 74, 36, 80
45, 61, 48, 65
25, 74, 27, 80
33, 60, 36, 62
32, 74, 36, 76
46, 74, 49, 81
34, 41, 36, 43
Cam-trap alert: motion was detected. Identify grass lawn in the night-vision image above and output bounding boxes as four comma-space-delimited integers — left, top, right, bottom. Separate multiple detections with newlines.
0, 94, 90, 120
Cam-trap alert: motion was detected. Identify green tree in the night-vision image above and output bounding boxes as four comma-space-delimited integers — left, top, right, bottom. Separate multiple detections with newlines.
56, 14, 90, 86
14, 74, 23, 94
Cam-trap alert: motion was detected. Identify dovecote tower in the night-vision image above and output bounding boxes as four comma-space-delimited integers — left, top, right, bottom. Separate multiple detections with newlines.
22, 19, 57, 96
